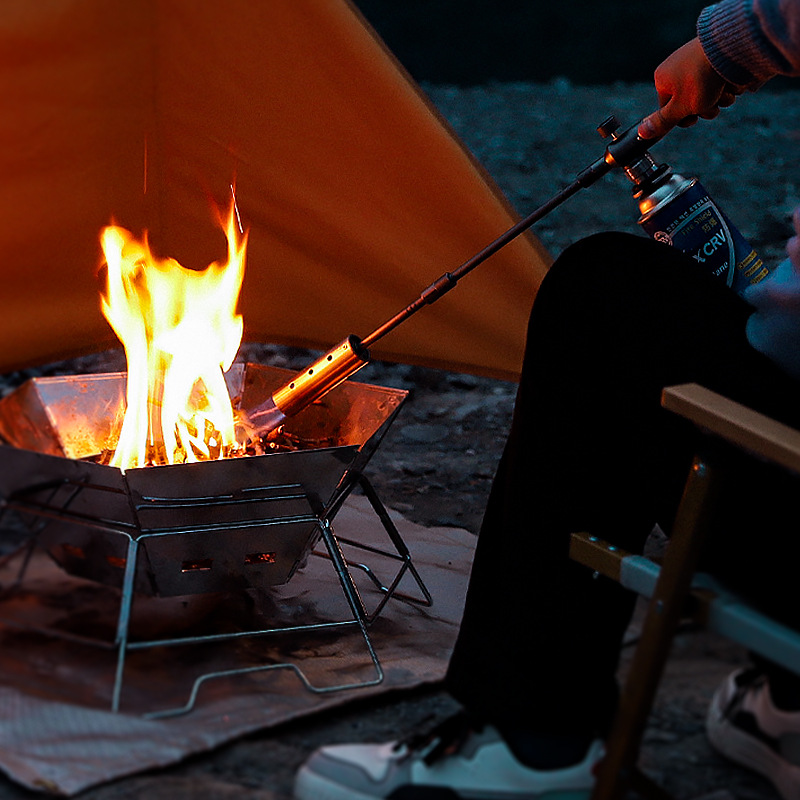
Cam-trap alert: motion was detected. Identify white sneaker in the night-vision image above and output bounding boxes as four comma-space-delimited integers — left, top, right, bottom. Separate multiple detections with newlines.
294, 712, 604, 800
706, 669, 800, 800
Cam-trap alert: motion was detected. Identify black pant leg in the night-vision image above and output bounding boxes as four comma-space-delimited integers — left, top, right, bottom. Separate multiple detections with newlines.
446, 232, 800, 738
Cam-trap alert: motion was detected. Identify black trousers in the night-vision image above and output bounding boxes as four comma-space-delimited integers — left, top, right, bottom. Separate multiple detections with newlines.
446, 232, 800, 740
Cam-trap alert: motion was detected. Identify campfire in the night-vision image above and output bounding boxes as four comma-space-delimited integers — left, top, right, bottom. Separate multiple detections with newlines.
0, 208, 429, 715
0, 207, 409, 594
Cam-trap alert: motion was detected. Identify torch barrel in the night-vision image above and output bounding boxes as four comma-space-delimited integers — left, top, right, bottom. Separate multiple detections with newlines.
249, 335, 370, 436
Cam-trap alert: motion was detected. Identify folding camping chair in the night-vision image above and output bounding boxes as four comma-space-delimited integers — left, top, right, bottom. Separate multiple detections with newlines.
569, 382, 800, 800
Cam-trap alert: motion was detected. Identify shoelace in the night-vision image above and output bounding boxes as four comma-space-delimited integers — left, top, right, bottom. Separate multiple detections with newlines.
392, 711, 483, 766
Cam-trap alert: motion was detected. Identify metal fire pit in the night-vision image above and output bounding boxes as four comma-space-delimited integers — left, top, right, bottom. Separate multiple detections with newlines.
0, 362, 431, 716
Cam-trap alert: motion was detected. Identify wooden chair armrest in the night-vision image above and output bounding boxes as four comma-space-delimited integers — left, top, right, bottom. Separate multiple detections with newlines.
662, 383, 800, 475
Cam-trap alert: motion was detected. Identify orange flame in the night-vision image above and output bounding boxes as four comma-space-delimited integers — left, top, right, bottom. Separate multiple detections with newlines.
100, 207, 247, 470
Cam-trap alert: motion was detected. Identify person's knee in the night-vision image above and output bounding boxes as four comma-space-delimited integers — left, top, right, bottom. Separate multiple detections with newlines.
540, 230, 705, 307
538, 232, 653, 302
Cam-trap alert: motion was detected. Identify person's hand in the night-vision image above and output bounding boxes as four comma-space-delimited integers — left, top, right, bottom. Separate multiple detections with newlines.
744, 207, 800, 380
638, 38, 744, 139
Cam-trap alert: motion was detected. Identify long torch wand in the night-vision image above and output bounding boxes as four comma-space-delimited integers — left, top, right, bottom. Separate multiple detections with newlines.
248, 117, 663, 436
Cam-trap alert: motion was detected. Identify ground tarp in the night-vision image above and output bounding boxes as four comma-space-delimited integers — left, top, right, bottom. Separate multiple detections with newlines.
0, 495, 475, 796
0, 0, 549, 380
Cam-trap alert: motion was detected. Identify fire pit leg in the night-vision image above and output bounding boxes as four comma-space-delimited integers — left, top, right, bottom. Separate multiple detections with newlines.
354, 475, 433, 617
0, 487, 70, 594
111, 536, 139, 713
316, 517, 384, 681
316, 475, 433, 621
0, 539, 37, 598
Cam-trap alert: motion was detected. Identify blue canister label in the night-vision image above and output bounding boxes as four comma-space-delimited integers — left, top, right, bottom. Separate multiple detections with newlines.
640, 179, 769, 296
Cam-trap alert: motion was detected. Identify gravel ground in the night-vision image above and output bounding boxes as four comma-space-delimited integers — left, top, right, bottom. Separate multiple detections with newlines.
2, 80, 799, 799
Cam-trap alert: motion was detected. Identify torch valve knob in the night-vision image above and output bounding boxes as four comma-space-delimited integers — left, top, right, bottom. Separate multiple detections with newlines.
597, 115, 621, 139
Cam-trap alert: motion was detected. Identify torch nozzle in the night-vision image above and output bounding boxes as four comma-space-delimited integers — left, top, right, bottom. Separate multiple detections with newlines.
247, 335, 370, 437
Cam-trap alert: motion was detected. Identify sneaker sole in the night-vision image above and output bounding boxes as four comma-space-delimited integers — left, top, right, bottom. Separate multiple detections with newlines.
294, 764, 594, 800
706, 685, 800, 800
294, 765, 384, 800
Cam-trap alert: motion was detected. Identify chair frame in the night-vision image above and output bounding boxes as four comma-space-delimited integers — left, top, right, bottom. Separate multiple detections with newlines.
570, 382, 800, 799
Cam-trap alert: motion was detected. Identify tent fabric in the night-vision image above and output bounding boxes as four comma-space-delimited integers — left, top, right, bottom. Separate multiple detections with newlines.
0, 0, 550, 381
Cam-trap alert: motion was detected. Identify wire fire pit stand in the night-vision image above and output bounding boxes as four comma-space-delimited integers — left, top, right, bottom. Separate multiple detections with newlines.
0, 362, 432, 718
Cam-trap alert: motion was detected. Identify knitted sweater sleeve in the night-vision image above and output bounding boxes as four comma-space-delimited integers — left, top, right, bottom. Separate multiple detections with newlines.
698, 0, 800, 86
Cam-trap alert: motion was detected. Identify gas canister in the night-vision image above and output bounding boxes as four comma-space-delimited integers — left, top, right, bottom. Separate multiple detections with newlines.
635, 170, 769, 294
596, 116, 771, 295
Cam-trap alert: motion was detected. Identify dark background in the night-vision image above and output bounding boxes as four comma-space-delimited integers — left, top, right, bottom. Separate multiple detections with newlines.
352, 0, 710, 84
352, 0, 799, 89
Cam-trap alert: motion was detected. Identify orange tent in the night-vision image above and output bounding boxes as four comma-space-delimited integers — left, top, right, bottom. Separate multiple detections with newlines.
0, 0, 550, 381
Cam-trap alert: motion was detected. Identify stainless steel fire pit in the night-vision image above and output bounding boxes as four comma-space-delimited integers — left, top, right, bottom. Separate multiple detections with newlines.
0, 362, 431, 716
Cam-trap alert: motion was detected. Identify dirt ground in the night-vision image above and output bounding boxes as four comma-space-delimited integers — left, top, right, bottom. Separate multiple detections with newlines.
2, 80, 799, 799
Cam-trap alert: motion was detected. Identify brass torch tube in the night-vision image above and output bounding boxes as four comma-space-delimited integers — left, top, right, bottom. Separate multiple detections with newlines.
271, 335, 370, 418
